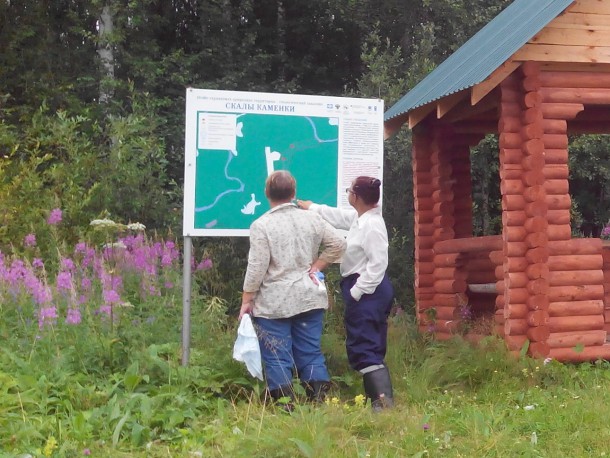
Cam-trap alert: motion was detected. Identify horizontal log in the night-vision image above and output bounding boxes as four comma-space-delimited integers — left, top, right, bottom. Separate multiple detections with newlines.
542, 118, 567, 134
434, 267, 468, 281
433, 293, 469, 307
549, 345, 610, 363
540, 71, 610, 88
505, 334, 528, 351
500, 164, 569, 180
540, 88, 610, 105
500, 179, 569, 196
467, 283, 496, 294
549, 300, 605, 317
507, 272, 529, 288
489, 250, 506, 265
547, 330, 607, 349
434, 279, 467, 294
434, 236, 502, 254
504, 303, 529, 319
549, 284, 605, 302
549, 315, 605, 333
507, 288, 529, 304
548, 238, 602, 255
505, 318, 528, 335
548, 254, 603, 271
549, 270, 604, 286
541, 102, 584, 120
434, 253, 464, 267
506, 242, 528, 257
544, 149, 568, 165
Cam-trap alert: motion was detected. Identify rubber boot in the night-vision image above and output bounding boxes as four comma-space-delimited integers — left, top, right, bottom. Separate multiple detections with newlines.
268, 384, 295, 412
302, 380, 331, 403
362, 366, 394, 412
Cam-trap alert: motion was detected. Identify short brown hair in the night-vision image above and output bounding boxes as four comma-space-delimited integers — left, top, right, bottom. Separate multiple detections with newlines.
265, 170, 296, 202
352, 176, 381, 205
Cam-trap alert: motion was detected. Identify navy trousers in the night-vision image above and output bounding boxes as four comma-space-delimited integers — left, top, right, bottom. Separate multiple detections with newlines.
340, 273, 394, 371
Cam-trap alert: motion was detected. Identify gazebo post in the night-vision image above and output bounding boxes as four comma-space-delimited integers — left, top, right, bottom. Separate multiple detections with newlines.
412, 126, 437, 334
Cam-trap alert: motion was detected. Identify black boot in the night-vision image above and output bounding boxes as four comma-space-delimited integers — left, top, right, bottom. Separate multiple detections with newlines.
268, 384, 295, 412
362, 366, 394, 412
302, 380, 331, 403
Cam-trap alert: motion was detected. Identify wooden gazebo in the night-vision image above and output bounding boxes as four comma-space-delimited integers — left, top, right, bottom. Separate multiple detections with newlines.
384, 0, 610, 361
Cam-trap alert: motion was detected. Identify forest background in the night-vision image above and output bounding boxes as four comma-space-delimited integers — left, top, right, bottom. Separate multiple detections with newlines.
7, 2, 610, 456
3, 0, 610, 309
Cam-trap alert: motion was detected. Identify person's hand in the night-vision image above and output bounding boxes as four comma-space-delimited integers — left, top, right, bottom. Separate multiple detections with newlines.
239, 301, 253, 320
296, 199, 313, 210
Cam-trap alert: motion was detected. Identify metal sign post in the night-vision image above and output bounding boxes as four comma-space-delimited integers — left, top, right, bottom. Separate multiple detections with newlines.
181, 236, 193, 366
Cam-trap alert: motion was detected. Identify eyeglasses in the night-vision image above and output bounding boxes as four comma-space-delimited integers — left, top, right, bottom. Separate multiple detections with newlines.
345, 188, 355, 194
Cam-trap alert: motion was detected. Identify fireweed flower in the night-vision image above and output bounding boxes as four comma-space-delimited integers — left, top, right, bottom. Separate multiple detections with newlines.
66, 307, 82, 325
423, 423, 430, 431
38, 306, 58, 329
47, 208, 63, 225
56, 271, 73, 291
197, 258, 213, 271
24, 233, 36, 247
103, 289, 121, 304
60, 257, 75, 271
32, 258, 44, 269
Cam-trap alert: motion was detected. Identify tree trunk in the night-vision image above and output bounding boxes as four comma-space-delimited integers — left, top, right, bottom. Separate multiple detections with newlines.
98, 3, 115, 105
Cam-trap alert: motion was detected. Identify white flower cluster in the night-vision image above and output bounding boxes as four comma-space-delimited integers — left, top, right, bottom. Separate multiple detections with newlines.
127, 222, 146, 231
103, 241, 127, 249
90, 218, 118, 228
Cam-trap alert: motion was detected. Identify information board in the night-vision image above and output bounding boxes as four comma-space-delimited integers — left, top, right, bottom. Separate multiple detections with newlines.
183, 88, 384, 236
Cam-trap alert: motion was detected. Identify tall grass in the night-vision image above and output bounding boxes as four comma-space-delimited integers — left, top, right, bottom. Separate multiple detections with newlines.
2, 221, 610, 457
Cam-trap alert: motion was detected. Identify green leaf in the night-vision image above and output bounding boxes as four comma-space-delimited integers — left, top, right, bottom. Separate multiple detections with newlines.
288, 438, 314, 458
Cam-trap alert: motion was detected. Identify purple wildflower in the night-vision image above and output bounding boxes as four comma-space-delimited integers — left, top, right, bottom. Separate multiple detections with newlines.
103, 289, 120, 304
60, 257, 75, 271
47, 208, 63, 225
24, 233, 36, 247
81, 277, 92, 291
83, 449, 91, 456
38, 306, 58, 329
56, 271, 73, 291
32, 258, 44, 269
423, 423, 430, 431
197, 258, 213, 271
164, 281, 174, 289
66, 307, 82, 325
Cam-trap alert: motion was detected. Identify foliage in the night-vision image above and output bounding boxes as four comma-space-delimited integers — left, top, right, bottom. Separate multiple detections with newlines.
569, 135, 610, 236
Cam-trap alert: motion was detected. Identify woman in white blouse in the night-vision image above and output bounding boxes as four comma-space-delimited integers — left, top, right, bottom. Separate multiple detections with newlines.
297, 176, 395, 411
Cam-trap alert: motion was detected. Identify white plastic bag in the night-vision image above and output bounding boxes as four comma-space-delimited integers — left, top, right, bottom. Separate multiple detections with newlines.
232, 314, 263, 380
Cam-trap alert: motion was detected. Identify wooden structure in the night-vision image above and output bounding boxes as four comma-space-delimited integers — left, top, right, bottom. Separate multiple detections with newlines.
384, 0, 610, 361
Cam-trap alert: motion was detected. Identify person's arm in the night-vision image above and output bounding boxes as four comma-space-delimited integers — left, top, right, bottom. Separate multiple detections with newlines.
297, 199, 356, 231
350, 220, 388, 301
240, 222, 270, 319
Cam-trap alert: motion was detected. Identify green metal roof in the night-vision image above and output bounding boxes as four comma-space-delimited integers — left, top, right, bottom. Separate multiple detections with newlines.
384, 0, 574, 123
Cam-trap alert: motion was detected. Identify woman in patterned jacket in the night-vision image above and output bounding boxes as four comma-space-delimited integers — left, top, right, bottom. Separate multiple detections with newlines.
239, 171, 346, 408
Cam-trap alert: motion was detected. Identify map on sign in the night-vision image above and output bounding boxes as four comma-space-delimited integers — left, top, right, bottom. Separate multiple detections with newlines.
183, 89, 383, 236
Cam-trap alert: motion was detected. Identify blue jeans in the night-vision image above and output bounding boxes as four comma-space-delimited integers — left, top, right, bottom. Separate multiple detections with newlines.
253, 308, 330, 391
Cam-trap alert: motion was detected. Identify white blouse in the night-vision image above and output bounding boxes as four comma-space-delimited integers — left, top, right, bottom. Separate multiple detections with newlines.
310, 204, 389, 301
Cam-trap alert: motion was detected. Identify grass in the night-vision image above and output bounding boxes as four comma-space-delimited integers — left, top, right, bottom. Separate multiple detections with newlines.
2, 232, 610, 457
4, 310, 610, 457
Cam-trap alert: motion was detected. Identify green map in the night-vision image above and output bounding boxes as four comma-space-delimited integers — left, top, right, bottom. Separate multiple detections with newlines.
194, 113, 339, 231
